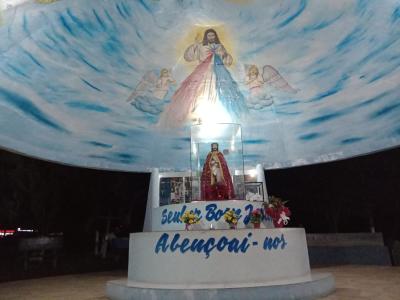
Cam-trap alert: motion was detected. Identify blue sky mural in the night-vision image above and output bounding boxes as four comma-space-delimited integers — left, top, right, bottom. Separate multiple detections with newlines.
0, 0, 399, 171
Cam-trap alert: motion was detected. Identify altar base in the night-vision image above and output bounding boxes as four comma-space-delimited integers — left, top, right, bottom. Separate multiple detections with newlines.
106, 228, 334, 299
106, 271, 334, 300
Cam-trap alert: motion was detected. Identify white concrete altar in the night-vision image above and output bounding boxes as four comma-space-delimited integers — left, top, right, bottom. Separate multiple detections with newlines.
107, 228, 335, 299
129, 228, 308, 284
106, 167, 335, 300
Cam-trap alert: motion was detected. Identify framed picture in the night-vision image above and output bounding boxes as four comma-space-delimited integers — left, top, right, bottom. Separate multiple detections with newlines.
170, 177, 184, 204
233, 175, 245, 199
184, 177, 192, 203
159, 177, 172, 206
245, 182, 264, 202
159, 176, 192, 206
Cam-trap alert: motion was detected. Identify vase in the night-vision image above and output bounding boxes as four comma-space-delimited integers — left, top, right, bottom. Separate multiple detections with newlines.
229, 224, 237, 230
253, 222, 260, 229
185, 224, 190, 231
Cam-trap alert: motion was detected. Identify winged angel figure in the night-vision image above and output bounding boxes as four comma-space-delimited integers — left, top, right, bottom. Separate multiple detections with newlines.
126, 69, 175, 115
244, 64, 298, 109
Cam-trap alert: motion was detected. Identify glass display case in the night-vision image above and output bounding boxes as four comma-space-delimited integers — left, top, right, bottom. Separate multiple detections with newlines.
190, 123, 245, 201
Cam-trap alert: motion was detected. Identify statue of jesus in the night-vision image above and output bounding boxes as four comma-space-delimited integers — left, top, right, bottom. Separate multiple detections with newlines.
200, 143, 235, 201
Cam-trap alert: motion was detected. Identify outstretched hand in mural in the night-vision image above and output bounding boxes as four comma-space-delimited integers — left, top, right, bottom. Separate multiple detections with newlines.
245, 64, 298, 110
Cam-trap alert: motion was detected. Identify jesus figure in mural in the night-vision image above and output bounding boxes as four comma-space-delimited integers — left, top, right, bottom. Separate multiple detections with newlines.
184, 29, 233, 66
158, 28, 247, 128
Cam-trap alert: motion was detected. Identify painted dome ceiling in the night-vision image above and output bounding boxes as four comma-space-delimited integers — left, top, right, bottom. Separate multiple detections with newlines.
0, 0, 399, 171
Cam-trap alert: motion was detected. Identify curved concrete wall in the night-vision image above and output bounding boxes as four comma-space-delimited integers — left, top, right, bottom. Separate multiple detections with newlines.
0, 0, 399, 171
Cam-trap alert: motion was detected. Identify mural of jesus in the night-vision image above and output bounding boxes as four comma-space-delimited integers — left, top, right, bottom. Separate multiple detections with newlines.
158, 28, 247, 128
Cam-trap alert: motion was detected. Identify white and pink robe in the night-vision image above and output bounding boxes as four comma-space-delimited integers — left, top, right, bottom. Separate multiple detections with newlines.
158, 42, 247, 128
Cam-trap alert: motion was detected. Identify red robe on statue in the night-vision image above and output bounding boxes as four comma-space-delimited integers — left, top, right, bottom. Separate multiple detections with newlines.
200, 150, 235, 200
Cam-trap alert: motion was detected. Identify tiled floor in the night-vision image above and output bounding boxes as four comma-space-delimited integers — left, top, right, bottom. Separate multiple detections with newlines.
319, 265, 400, 300
0, 271, 124, 300
0, 266, 399, 299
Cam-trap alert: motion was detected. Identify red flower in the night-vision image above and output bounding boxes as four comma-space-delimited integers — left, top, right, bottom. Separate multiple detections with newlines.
250, 208, 262, 224
265, 205, 291, 228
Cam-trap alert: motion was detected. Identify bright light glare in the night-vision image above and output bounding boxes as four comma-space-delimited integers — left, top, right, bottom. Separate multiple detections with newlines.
196, 99, 232, 125
230, 139, 235, 151
2, 0, 30, 10
191, 142, 197, 156
248, 169, 257, 177
195, 99, 233, 139
197, 122, 225, 140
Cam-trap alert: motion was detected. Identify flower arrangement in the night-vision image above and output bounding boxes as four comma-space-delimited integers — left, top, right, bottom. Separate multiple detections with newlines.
180, 211, 200, 230
264, 196, 291, 228
223, 209, 239, 229
250, 208, 262, 228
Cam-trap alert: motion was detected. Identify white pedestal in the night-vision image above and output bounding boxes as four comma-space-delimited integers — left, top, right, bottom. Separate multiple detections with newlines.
107, 228, 335, 299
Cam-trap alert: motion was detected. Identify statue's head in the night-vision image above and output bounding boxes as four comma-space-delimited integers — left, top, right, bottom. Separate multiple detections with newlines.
211, 143, 218, 151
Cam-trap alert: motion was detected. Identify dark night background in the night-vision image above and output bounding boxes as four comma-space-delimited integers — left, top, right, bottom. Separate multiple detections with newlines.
0, 146, 399, 280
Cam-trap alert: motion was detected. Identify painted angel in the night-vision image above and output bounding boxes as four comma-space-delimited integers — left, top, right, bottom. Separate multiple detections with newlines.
153, 69, 176, 100
245, 64, 298, 109
126, 69, 175, 103
126, 71, 157, 103
126, 69, 175, 115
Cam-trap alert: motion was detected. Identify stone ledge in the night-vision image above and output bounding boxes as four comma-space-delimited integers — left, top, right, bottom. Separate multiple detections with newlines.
106, 271, 335, 300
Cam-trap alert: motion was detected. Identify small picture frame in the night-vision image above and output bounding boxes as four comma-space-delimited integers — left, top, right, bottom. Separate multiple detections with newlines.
245, 182, 264, 202
159, 176, 192, 206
